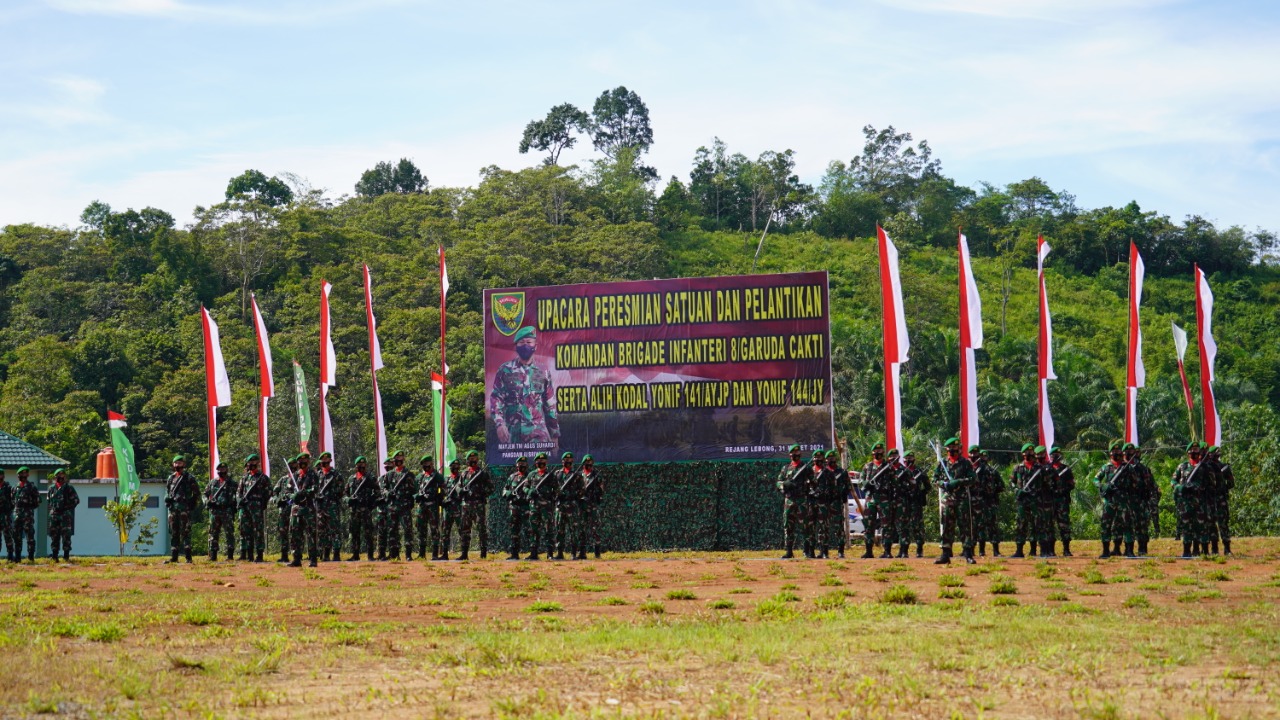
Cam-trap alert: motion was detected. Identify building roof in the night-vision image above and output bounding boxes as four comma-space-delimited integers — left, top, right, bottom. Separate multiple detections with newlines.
0, 430, 69, 468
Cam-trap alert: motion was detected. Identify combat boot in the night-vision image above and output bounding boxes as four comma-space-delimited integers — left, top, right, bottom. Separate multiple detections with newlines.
594, 547, 602, 559
1099, 543, 1111, 559
781, 544, 795, 560
255, 551, 264, 563
527, 551, 540, 561
457, 538, 470, 561
308, 556, 318, 568
915, 543, 924, 558
209, 549, 218, 562
287, 551, 302, 568
1062, 540, 1072, 557
278, 549, 289, 563
963, 547, 976, 564
63, 551, 71, 562
860, 545, 873, 559
166, 550, 180, 564
897, 544, 908, 558
978, 541, 986, 557
934, 545, 952, 565
1210, 539, 1219, 555
1029, 542, 1038, 556
1011, 544, 1025, 559
1223, 539, 1232, 555
1112, 540, 1122, 556
322, 549, 330, 562
992, 542, 1003, 557
185, 551, 193, 564
879, 545, 892, 559
1181, 541, 1193, 558
1041, 542, 1056, 558
1137, 540, 1147, 557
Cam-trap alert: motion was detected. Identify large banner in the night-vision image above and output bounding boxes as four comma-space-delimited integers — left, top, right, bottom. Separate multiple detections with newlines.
483, 271, 833, 463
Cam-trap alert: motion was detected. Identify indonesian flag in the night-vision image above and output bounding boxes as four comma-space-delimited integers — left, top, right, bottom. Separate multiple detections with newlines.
1125, 243, 1145, 446
319, 280, 336, 459
200, 306, 232, 479
958, 230, 983, 455
251, 293, 274, 476
1195, 265, 1220, 445
107, 411, 140, 502
877, 226, 909, 453
1172, 322, 1195, 414
363, 265, 388, 468
1037, 236, 1056, 450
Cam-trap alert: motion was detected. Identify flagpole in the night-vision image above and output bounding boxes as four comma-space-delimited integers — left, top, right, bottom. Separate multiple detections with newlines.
1036, 236, 1056, 450
364, 265, 387, 467
439, 247, 448, 467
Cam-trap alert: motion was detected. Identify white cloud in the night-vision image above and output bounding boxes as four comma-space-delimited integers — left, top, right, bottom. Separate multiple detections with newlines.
43, 0, 416, 23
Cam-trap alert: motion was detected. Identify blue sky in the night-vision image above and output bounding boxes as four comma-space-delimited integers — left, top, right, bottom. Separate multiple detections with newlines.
3, 0, 1278, 232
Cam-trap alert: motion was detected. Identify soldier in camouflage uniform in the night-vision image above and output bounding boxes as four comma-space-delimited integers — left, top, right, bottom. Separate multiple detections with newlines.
287, 452, 320, 568
1093, 441, 1135, 558
272, 456, 298, 563
807, 449, 831, 558
1034, 446, 1058, 556
0, 468, 15, 563
1009, 444, 1044, 558
203, 463, 237, 561
384, 451, 418, 560
552, 452, 582, 560
900, 451, 929, 558
859, 442, 899, 559
1125, 444, 1157, 557
314, 452, 345, 561
935, 437, 977, 565
504, 457, 532, 560
461, 451, 493, 559
46, 469, 79, 562
346, 456, 378, 561
580, 455, 605, 558
237, 455, 270, 562
440, 459, 466, 560
526, 454, 557, 560
1172, 443, 1210, 558
415, 455, 446, 561
374, 458, 394, 560
824, 450, 851, 558
970, 447, 1004, 557
165, 455, 199, 564
489, 326, 560, 446
777, 444, 814, 559
1205, 446, 1233, 555
13, 468, 40, 563
1047, 446, 1074, 556
1136, 446, 1160, 545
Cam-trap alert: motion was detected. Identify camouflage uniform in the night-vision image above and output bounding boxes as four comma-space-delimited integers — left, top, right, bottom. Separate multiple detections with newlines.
166, 467, 200, 563
826, 456, 854, 558
1172, 455, 1210, 557
553, 462, 583, 560
972, 456, 1004, 556
315, 464, 346, 561
1010, 460, 1048, 556
1129, 458, 1156, 556
237, 469, 270, 562
0, 474, 15, 562
384, 465, 418, 560
776, 454, 814, 559
900, 459, 929, 557
461, 459, 493, 559
271, 472, 294, 562
859, 457, 899, 558
415, 465, 446, 560
203, 473, 238, 560
1047, 456, 1075, 556
580, 462, 605, 558
809, 455, 834, 558
1094, 455, 1136, 557
346, 465, 379, 561
489, 358, 560, 444
526, 461, 558, 559
440, 466, 468, 559
14, 476, 40, 562
503, 464, 532, 560
934, 449, 976, 564
1207, 452, 1233, 554
288, 465, 320, 567
46, 476, 79, 561
374, 463, 393, 560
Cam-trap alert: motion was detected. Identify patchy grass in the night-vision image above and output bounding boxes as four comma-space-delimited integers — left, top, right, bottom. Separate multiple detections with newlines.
988, 576, 1018, 595
879, 584, 918, 605
526, 601, 563, 613
665, 589, 697, 600
707, 599, 736, 610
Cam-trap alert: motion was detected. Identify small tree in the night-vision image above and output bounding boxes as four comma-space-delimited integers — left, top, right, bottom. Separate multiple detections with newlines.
103, 494, 159, 556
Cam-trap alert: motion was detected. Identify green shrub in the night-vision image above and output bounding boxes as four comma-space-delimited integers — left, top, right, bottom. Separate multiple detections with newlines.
665, 589, 696, 600
988, 577, 1018, 595
879, 584, 918, 605
526, 601, 563, 613
638, 601, 665, 615
707, 599, 736, 610
938, 588, 967, 600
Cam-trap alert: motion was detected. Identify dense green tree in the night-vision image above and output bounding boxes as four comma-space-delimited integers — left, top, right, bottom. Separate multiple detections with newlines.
354, 158, 428, 197
518, 103, 590, 166
225, 169, 293, 207
589, 86, 654, 163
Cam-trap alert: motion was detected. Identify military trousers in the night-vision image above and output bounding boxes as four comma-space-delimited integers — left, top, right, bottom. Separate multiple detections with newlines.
208, 509, 236, 557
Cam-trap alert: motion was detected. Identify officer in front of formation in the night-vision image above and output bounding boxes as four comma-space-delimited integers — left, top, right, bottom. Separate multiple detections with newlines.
165, 455, 199, 564
46, 469, 79, 562
776, 444, 814, 559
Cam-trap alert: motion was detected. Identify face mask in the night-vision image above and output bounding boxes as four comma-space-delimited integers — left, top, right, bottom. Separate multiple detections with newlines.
516, 344, 536, 360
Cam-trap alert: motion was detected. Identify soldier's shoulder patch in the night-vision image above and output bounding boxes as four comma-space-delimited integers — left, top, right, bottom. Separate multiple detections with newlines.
492, 292, 526, 336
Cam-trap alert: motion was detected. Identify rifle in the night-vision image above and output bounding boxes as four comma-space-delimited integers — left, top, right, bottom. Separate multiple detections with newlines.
207, 479, 229, 508
865, 460, 899, 494
317, 470, 337, 501
528, 469, 553, 501
1019, 467, 1045, 494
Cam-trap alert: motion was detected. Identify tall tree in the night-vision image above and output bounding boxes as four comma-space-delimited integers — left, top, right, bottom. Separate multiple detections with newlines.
518, 103, 590, 165
355, 158, 428, 197
225, 169, 294, 207
590, 86, 654, 161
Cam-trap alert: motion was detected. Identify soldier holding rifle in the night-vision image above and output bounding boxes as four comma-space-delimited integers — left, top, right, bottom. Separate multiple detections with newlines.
934, 437, 976, 565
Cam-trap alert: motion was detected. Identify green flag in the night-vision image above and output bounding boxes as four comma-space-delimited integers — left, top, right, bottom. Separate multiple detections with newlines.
431, 374, 456, 467
107, 411, 140, 501
293, 361, 312, 452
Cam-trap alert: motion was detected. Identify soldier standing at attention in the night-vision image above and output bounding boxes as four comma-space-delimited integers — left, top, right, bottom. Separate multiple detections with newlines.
807, 449, 833, 558
900, 451, 929, 558
777, 444, 813, 559
1205, 446, 1233, 555
0, 468, 15, 563
13, 468, 40, 563
1047, 446, 1074, 556
315, 452, 345, 562
440, 459, 466, 560
461, 451, 493, 559
552, 452, 582, 561
345, 456, 378, 561
580, 455, 605, 559
1172, 443, 1210, 558
1009, 444, 1042, 558
526, 454, 557, 561
374, 458, 394, 560
1094, 441, 1132, 558
822, 450, 849, 559
238, 455, 270, 562
490, 326, 560, 446
1033, 446, 1057, 557
415, 455, 446, 561
1125, 444, 1156, 557
970, 447, 1003, 558
288, 452, 320, 568
503, 457, 532, 560
46, 469, 79, 562
935, 437, 977, 565
272, 456, 298, 563
384, 451, 418, 560
859, 442, 897, 559
165, 455, 198, 564
203, 462, 237, 561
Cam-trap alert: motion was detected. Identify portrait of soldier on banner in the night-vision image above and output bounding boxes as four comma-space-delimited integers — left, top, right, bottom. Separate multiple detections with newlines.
488, 325, 560, 451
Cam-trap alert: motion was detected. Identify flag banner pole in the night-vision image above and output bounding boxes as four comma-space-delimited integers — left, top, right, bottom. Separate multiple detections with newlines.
1125, 243, 1145, 445
319, 280, 336, 459
200, 306, 232, 480
364, 265, 388, 467
1037, 236, 1056, 449
251, 293, 275, 475
958, 230, 983, 454
877, 226, 909, 454
1195, 265, 1220, 445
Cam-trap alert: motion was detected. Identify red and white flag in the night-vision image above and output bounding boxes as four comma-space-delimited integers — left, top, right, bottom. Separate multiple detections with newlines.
958, 230, 983, 455
363, 265, 388, 468
1195, 265, 1220, 445
319, 280, 336, 459
1172, 322, 1195, 414
200, 306, 232, 480
1037, 236, 1056, 450
877, 227, 909, 453
250, 293, 274, 476
1125, 243, 1145, 446
438, 246, 450, 464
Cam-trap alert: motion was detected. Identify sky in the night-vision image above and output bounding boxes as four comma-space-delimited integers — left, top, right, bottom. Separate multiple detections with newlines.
2, 0, 1279, 231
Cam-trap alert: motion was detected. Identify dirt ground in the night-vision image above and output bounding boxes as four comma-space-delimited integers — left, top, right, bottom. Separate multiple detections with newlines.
1, 537, 1278, 718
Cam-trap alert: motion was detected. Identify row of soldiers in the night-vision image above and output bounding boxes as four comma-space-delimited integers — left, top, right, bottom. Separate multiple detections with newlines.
1172, 442, 1234, 557
0, 467, 80, 563
162, 449, 606, 566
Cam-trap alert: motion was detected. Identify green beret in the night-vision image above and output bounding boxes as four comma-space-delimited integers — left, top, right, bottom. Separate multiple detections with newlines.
971, 445, 984, 454
887, 448, 900, 456
287, 455, 299, 464
1034, 446, 1046, 454
1123, 442, 1136, 451
871, 441, 886, 450
1207, 445, 1220, 453
384, 459, 394, 466
825, 450, 838, 459
216, 462, 227, 469
811, 450, 824, 458
516, 456, 528, 463
560, 452, 573, 460
393, 450, 406, 458
172, 455, 186, 463
419, 455, 432, 464
1108, 441, 1123, 452
468, 450, 480, 458
788, 444, 801, 452
1200, 441, 1209, 450
943, 437, 959, 447
353, 455, 367, 464
448, 459, 461, 466
582, 454, 593, 461
17, 466, 29, 473
1050, 446, 1062, 453
297, 452, 311, 460
318, 451, 332, 460
1020, 443, 1034, 453
1186, 442, 1199, 452
245, 454, 259, 463
903, 450, 915, 458
514, 326, 536, 343
54, 468, 66, 476
535, 452, 548, 460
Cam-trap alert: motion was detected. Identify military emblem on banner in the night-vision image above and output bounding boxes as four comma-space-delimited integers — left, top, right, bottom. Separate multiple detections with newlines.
492, 292, 526, 336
